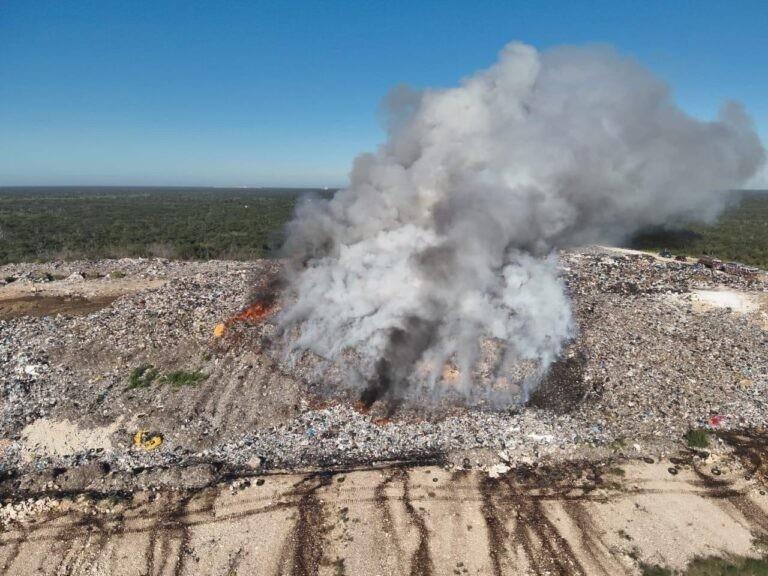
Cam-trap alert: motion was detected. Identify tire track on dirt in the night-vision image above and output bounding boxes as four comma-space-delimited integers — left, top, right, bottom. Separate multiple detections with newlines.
398, 469, 435, 576
275, 472, 335, 576
500, 474, 588, 576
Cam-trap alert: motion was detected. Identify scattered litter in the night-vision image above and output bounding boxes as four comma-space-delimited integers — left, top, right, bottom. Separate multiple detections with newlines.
133, 430, 163, 451
488, 463, 511, 479
246, 456, 262, 470
709, 414, 726, 427
526, 433, 554, 443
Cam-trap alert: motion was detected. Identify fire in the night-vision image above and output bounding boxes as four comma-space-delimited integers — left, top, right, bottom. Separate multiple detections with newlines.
232, 301, 273, 323
213, 299, 275, 337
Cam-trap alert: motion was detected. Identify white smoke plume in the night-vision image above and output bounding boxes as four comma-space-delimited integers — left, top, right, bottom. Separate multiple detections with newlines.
278, 42, 765, 406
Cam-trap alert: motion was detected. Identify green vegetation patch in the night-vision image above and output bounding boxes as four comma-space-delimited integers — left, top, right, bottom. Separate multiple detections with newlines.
4, 187, 766, 269
641, 564, 673, 576
159, 370, 208, 389
685, 428, 710, 449
127, 364, 159, 389
630, 191, 768, 270
642, 556, 768, 575
0, 186, 333, 265
685, 556, 768, 575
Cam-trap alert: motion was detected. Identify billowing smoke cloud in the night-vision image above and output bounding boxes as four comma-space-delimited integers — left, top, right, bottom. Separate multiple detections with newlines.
278, 42, 764, 406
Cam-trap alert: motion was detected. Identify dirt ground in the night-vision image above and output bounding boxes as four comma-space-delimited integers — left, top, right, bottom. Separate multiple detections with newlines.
1, 450, 768, 576
0, 275, 166, 321
0, 294, 123, 321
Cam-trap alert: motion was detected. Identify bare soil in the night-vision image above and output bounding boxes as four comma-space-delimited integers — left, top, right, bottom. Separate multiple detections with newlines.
1, 449, 768, 575
0, 294, 121, 320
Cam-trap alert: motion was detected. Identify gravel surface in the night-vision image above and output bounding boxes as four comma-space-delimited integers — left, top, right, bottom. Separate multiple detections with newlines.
0, 249, 766, 493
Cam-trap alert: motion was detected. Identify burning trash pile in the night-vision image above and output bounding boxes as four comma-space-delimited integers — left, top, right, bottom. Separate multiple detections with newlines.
213, 300, 275, 338
213, 274, 281, 338
277, 41, 764, 410
0, 249, 766, 492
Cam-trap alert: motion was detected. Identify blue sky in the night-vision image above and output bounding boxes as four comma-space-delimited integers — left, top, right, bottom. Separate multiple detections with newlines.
1, 1, 766, 187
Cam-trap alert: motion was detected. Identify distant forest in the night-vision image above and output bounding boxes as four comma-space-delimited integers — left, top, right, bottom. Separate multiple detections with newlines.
0, 187, 326, 264
1, 187, 767, 269
630, 191, 768, 269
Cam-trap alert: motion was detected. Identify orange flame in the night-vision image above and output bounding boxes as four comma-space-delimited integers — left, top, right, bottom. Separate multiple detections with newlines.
213, 300, 275, 337
232, 301, 273, 323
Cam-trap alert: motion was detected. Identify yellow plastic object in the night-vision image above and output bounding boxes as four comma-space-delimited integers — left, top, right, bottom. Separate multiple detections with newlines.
133, 430, 163, 451
213, 323, 227, 338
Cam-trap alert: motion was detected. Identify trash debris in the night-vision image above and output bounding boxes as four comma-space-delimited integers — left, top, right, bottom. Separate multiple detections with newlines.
246, 456, 262, 470
488, 463, 511, 479
708, 414, 726, 427
133, 430, 163, 451
0, 250, 765, 492
212, 300, 275, 338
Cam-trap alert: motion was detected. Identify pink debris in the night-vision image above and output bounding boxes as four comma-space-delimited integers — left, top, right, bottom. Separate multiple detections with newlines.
709, 414, 726, 427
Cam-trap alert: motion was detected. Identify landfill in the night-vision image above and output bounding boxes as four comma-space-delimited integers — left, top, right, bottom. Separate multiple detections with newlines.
0, 247, 766, 494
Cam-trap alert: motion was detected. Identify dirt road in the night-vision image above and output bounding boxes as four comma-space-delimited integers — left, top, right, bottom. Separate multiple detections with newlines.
2, 453, 767, 576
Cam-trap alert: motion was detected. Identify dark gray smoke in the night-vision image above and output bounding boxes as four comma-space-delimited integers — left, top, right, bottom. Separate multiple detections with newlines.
279, 42, 765, 405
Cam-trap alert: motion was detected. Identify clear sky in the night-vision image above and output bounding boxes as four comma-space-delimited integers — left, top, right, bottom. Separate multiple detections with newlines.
1, 0, 766, 187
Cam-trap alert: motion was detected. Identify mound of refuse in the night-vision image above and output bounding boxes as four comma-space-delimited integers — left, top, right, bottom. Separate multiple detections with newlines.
0, 248, 766, 493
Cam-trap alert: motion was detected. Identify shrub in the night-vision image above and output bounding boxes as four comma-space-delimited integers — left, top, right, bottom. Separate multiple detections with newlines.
160, 370, 207, 389
685, 555, 768, 575
127, 364, 159, 389
685, 428, 710, 449
640, 564, 672, 576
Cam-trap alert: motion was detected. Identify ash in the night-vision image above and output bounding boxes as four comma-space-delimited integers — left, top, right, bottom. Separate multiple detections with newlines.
0, 249, 765, 493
